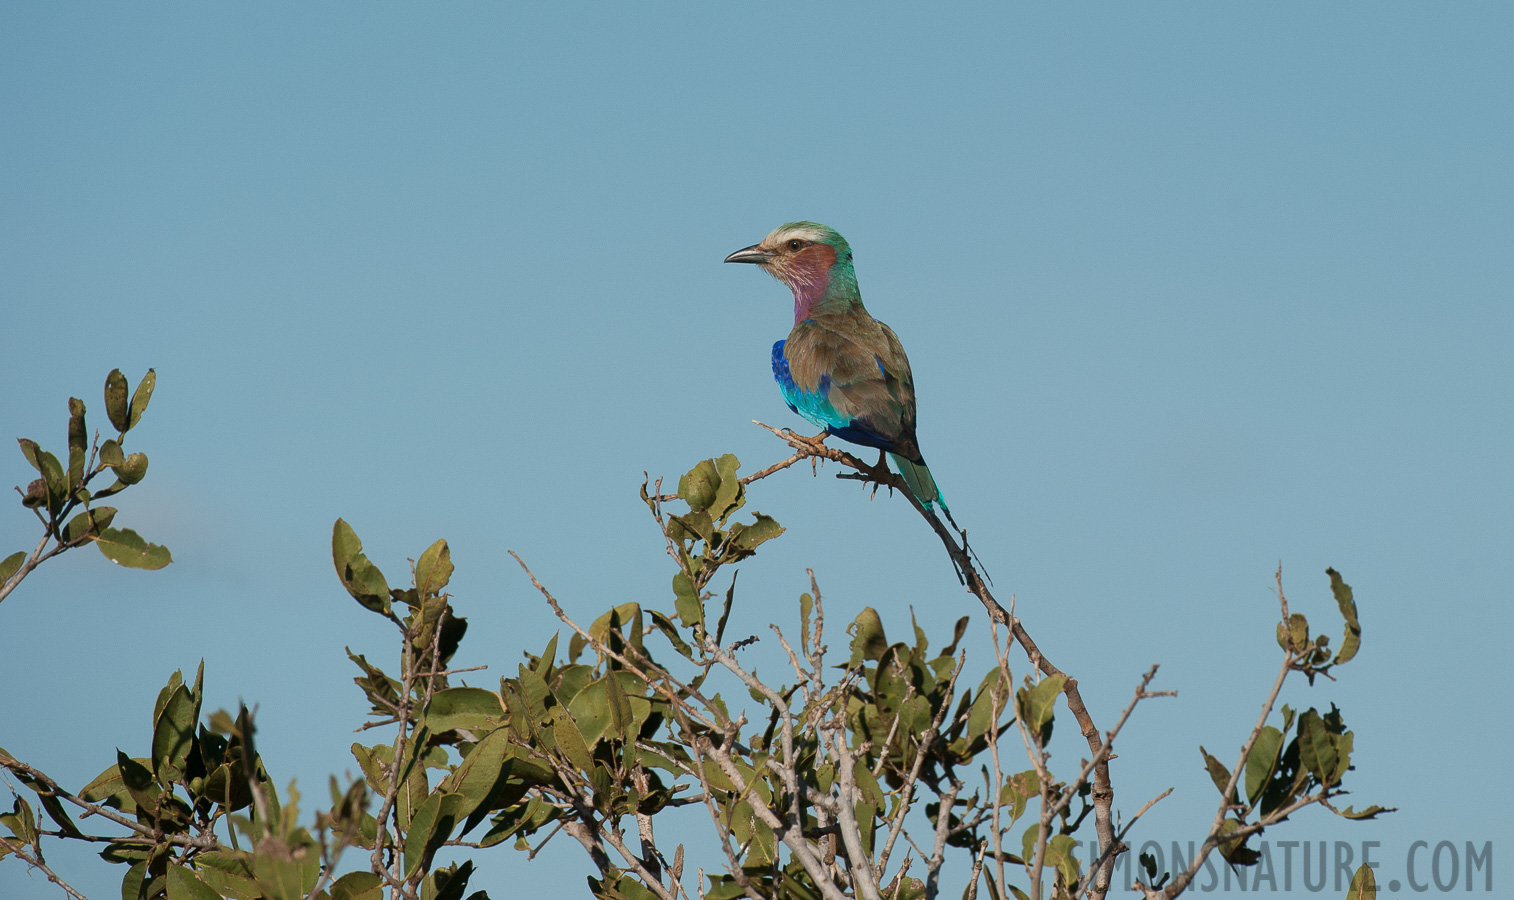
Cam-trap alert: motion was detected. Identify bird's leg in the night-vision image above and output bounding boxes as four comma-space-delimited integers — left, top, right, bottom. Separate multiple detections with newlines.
793, 430, 828, 474
844, 449, 893, 499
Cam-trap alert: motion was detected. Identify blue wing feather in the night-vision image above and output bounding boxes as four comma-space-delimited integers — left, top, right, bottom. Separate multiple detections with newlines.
772, 340, 892, 449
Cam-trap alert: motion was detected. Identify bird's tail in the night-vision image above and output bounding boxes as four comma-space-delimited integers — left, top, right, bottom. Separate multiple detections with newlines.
889, 453, 958, 529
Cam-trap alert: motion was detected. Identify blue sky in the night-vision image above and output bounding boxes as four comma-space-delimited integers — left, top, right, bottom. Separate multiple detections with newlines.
3, 4, 1511, 897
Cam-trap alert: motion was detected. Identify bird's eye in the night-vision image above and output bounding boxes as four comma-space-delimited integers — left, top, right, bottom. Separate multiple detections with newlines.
787, 239, 804, 251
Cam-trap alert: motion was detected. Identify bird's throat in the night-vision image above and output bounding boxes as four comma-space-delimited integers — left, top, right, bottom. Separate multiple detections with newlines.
780, 247, 861, 323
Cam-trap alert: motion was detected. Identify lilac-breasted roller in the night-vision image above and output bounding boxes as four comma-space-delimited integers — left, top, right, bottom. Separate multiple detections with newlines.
725, 222, 954, 524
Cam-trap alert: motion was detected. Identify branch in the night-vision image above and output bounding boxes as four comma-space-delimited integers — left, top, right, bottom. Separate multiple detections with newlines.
1049, 665, 1173, 824
0, 752, 219, 850
921, 779, 962, 900
368, 615, 419, 893
0, 531, 57, 606
651, 445, 811, 502
753, 425, 1123, 899
828, 725, 883, 900
1152, 580, 1299, 900
510, 551, 724, 735
876, 656, 963, 877
1076, 787, 1172, 899
0, 835, 89, 900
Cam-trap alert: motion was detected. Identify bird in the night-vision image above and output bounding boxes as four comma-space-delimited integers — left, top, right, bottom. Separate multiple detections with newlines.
724, 221, 956, 527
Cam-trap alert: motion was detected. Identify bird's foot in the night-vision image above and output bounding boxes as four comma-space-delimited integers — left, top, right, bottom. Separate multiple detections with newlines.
860, 450, 891, 482
839, 450, 895, 499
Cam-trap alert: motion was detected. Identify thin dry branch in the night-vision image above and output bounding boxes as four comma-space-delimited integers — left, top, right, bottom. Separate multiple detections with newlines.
1147, 575, 1306, 900
876, 656, 964, 877
0, 835, 89, 900
0, 752, 219, 851
749, 424, 1123, 899
1049, 665, 1174, 824
651, 447, 811, 502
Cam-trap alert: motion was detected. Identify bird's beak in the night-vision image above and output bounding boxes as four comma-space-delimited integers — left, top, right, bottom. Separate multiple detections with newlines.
723, 243, 773, 265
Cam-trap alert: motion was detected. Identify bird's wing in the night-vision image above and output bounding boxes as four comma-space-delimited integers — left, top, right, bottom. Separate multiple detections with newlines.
781, 314, 920, 456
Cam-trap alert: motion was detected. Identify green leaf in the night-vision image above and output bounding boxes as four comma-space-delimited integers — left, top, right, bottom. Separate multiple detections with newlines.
89, 479, 129, 501
1286, 613, 1309, 655
38, 449, 66, 511
62, 506, 116, 545
121, 861, 147, 900
672, 572, 702, 630
589, 602, 644, 654
0, 551, 24, 585
115, 452, 149, 485
331, 519, 391, 615
195, 851, 263, 900
105, 370, 131, 432
1243, 726, 1284, 804
17, 439, 44, 475
128, 369, 157, 431
166, 865, 224, 900
252, 837, 305, 900
425, 687, 503, 734
428, 861, 477, 900
402, 791, 462, 880
1297, 709, 1337, 785
0, 795, 37, 846
100, 439, 124, 468
153, 682, 196, 785
678, 459, 720, 511
202, 762, 253, 812
67, 398, 87, 490
553, 708, 595, 772
852, 762, 885, 806
81, 761, 136, 813
416, 538, 454, 596
849, 607, 888, 665
711, 453, 744, 519
1199, 746, 1233, 799
1327, 568, 1362, 665
443, 728, 510, 821
1299, 707, 1354, 788
17, 439, 43, 474
606, 670, 633, 741
967, 669, 1007, 742
1215, 816, 1259, 865
331, 871, 384, 900
1044, 834, 1081, 888
516, 667, 553, 722
1346, 862, 1376, 899
116, 751, 161, 815
647, 609, 693, 659
997, 770, 1039, 823
567, 678, 613, 749
4, 762, 82, 839
1339, 803, 1393, 820
729, 512, 785, 553
1017, 675, 1066, 739
96, 527, 173, 570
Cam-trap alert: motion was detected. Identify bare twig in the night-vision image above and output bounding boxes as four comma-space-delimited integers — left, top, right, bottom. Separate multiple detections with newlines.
826, 726, 883, 900
1147, 574, 1303, 899
1049, 665, 1174, 824
876, 656, 963, 877
651, 445, 810, 502
751, 426, 1123, 899
0, 752, 219, 850
0, 835, 89, 900
922, 779, 963, 900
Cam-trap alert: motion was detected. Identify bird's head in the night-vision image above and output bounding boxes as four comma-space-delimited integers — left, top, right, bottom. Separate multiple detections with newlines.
725, 222, 860, 320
